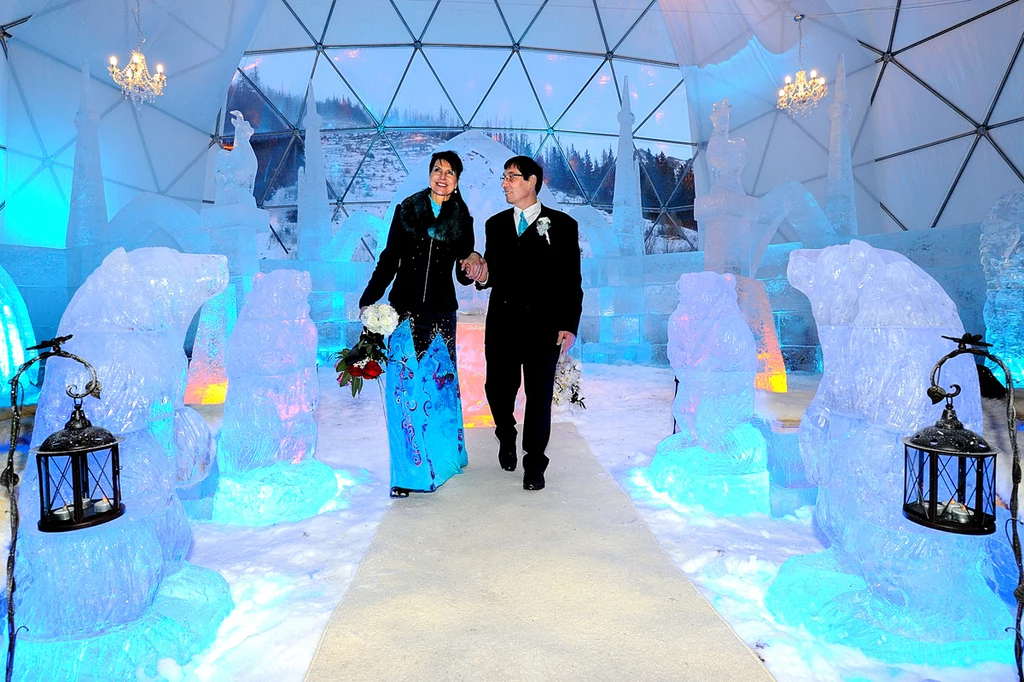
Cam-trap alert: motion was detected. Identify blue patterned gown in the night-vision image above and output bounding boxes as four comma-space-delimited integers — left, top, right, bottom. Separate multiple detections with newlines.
386, 320, 467, 492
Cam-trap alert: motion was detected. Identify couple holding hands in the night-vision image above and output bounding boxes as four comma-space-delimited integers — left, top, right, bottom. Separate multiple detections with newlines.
359, 151, 583, 495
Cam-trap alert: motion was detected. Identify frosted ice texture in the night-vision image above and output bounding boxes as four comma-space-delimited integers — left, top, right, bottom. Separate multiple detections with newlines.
612, 77, 644, 258
387, 321, 467, 491
698, 99, 835, 279
65, 65, 106, 250
3, 562, 232, 680
184, 282, 238, 406
0, 263, 38, 409
23, 247, 227, 641
217, 269, 319, 474
825, 54, 858, 236
214, 111, 257, 208
323, 211, 388, 262
649, 272, 769, 515
980, 190, 1024, 384
776, 239, 1009, 644
297, 85, 333, 261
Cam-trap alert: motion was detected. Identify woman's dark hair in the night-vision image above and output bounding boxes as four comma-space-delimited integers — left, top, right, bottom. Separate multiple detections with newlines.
504, 155, 543, 189
429, 150, 463, 179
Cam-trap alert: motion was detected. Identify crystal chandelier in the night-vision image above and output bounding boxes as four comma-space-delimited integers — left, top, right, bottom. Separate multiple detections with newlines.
777, 14, 827, 117
108, 0, 166, 107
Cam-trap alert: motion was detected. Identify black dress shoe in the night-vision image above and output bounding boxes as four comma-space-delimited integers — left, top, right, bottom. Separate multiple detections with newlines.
523, 470, 545, 490
389, 487, 411, 498
498, 446, 517, 472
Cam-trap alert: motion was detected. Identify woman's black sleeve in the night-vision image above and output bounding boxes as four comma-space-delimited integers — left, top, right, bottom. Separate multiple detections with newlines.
359, 207, 404, 307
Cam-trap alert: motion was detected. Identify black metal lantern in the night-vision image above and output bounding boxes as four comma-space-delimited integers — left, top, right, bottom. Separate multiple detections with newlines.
32, 397, 124, 532
902, 392, 997, 534
902, 333, 1023, 681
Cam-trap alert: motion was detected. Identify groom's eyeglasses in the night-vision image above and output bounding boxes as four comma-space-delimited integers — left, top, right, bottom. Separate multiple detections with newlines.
500, 172, 524, 182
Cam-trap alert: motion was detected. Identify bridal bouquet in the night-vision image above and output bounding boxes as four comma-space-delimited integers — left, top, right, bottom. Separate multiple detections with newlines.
552, 354, 586, 410
335, 303, 400, 397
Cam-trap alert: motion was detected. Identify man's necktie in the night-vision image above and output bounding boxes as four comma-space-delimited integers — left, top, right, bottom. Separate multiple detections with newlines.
517, 211, 528, 236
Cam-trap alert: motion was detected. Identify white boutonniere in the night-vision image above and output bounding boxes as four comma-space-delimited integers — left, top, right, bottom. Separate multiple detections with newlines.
536, 217, 552, 244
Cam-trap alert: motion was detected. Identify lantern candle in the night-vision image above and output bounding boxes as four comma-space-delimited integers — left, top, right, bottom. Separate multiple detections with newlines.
93, 497, 113, 513
52, 505, 72, 521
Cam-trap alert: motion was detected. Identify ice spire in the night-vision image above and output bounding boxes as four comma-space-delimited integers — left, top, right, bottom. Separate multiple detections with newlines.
825, 54, 858, 236
297, 82, 332, 260
65, 64, 108, 249
612, 77, 644, 257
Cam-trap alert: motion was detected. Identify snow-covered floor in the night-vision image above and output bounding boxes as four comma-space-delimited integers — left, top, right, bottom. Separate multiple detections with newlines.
183, 364, 1014, 682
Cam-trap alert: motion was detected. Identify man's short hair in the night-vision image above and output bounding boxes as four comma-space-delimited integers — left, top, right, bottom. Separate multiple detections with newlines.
505, 156, 543, 191
430, 150, 463, 178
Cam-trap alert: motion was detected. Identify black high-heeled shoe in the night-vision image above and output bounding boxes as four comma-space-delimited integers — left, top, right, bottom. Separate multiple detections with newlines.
390, 487, 411, 498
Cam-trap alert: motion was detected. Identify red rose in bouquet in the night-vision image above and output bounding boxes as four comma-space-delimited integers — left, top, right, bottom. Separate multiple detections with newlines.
335, 304, 399, 397
361, 360, 383, 379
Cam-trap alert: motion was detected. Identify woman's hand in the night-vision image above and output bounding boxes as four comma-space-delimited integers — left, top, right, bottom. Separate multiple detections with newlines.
461, 252, 486, 280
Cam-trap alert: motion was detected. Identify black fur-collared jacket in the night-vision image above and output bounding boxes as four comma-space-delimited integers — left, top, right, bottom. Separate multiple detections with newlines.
359, 188, 476, 314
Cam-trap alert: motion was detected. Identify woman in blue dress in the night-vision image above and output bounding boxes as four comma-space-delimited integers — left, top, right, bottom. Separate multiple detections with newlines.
359, 151, 485, 497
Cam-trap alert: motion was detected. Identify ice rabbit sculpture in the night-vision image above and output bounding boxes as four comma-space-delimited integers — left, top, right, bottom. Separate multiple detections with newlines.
766, 240, 1010, 661
16, 247, 231, 668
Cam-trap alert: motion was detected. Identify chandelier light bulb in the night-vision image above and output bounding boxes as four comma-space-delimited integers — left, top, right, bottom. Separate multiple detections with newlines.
810, 70, 817, 78
109, 56, 118, 67
785, 76, 792, 84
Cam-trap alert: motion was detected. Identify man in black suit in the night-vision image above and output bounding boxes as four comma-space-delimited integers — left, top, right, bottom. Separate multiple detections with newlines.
472, 156, 583, 490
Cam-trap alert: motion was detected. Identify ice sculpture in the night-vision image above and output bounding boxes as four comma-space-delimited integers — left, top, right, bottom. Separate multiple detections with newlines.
386, 321, 467, 491
456, 314, 491, 427
697, 99, 760, 278
65, 65, 109, 292
215, 110, 258, 208
766, 240, 1012, 663
612, 77, 644, 258
214, 269, 335, 525
980, 190, 1024, 385
184, 283, 238, 405
825, 54, 858, 236
0, 264, 38, 408
65, 64, 106, 251
323, 211, 387, 263
297, 84, 333, 261
647, 272, 769, 515
13, 247, 231, 678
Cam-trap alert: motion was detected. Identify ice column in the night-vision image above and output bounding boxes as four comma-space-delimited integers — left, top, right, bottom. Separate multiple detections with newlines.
765, 240, 1010, 662
65, 65, 109, 292
214, 269, 336, 525
190, 111, 267, 403
17, 247, 231, 672
980, 190, 1024, 384
825, 54, 858, 236
647, 272, 769, 515
612, 77, 644, 258
297, 83, 332, 261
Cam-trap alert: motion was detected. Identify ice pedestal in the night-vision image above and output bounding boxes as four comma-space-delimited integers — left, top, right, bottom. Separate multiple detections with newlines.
215, 269, 336, 524
456, 314, 491, 427
14, 247, 231, 675
648, 272, 769, 515
184, 282, 239, 406
765, 240, 1012, 658
980, 190, 1024, 384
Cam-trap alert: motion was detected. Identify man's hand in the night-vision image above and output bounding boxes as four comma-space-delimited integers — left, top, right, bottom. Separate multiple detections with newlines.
556, 331, 576, 353
461, 252, 486, 280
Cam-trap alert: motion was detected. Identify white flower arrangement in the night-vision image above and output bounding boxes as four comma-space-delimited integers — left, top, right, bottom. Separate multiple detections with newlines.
552, 355, 586, 409
361, 303, 400, 336
536, 217, 552, 245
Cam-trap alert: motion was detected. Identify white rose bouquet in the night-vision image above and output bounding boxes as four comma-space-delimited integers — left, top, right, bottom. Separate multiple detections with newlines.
552, 354, 586, 409
335, 303, 400, 397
